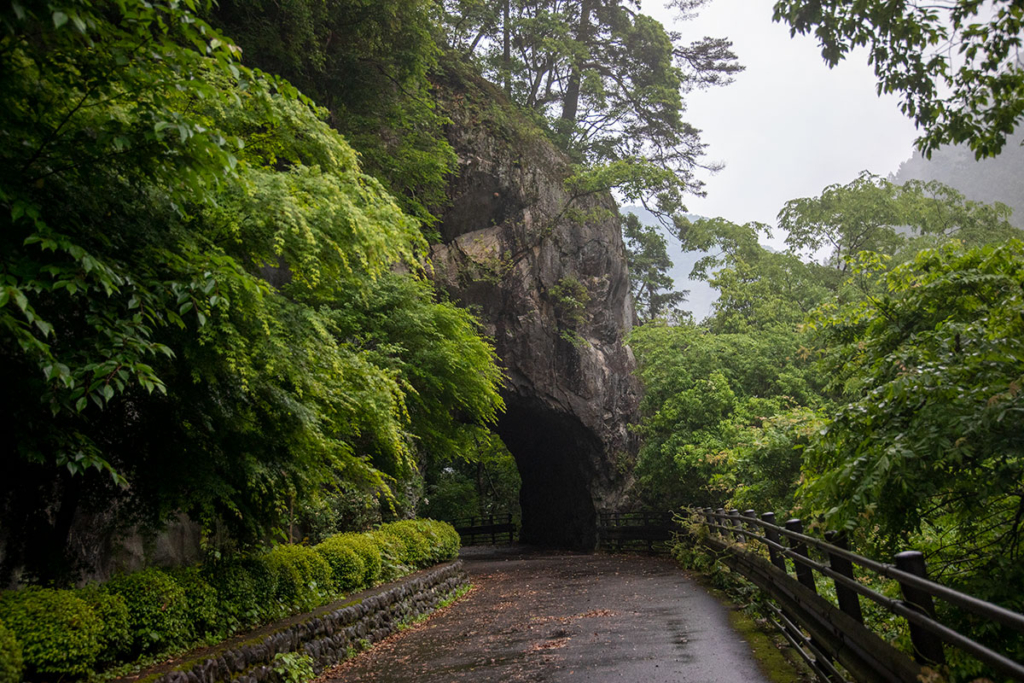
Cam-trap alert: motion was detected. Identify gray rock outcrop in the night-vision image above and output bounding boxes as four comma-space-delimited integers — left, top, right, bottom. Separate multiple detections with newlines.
430, 64, 640, 548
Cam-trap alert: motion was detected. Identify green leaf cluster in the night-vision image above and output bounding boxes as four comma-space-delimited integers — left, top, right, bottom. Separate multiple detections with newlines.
0, 0, 503, 582
211, 0, 457, 229
773, 0, 1024, 158
0, 618, 22, 683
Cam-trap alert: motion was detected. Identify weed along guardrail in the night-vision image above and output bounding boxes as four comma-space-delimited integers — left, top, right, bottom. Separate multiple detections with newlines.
452, 514, 518, 545
693, 508, 1024, 683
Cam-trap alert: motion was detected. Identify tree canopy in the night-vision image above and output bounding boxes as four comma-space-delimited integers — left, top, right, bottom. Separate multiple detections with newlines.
437, 0, 742, 210
772, 0, 1024, 158
0, 0, 503, 582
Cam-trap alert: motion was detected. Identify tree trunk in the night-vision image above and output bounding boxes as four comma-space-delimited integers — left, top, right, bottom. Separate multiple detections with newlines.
503, 0, 511, 96
561, 0, 596, 122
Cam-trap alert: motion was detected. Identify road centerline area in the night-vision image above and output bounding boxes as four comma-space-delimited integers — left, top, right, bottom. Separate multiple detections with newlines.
322, 547, 774, 682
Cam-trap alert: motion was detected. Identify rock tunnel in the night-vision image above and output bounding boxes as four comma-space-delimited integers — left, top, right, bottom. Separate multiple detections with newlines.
495, 397, 603, 549
429, 60, 640, 550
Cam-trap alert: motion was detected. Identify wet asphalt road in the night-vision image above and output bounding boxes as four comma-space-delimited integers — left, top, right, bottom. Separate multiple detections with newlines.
322, 546, 773, 683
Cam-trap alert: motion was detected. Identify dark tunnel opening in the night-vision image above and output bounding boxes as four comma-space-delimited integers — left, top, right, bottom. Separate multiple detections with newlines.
495, 396, 602, 549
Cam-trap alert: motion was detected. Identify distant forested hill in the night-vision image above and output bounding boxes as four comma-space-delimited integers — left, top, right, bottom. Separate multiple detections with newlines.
893, 132, 1024, 228
620, 206, 718, 321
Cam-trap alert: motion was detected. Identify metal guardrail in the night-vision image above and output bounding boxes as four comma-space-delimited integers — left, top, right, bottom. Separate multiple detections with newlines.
597, 511, 674, 552
694, 507, 1024, 683
452, 514, 517, 545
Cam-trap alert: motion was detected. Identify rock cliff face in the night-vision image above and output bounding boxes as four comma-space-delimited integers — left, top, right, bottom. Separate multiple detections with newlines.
430, 65, 640, 548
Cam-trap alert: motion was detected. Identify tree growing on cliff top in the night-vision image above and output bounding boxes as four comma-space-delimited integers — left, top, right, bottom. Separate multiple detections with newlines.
437, 0, 742, 211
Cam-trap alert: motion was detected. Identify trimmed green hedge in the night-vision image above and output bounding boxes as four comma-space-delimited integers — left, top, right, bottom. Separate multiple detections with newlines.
314, 536, 365, 592
76, 585, 131, 663
0, 587, 103, 677
106, 568, 191, 656
0, 617, 24, 683
0, 518, 459, 681
264, 545, 333, 612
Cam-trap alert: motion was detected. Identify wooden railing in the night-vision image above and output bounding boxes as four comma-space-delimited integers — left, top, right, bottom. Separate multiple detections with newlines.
452, 513, 517, 545
694, 508, 1024, 683
597, 511, 674, 552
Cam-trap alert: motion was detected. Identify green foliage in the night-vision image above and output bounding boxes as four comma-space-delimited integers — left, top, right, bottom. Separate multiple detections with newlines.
422, 428, 521, 522
329, 535, 383, 588
211, 0, 456, 228
772, 0, 1024, 158
440, 0, 743, 210
629, 318, 825, 511
105, 568, 191, 656
778, 172, 1021, 274
0, 587, 102, 676
371, 529, 412, 583
622, 213, 687, 323
314, 537, 366, 593
272, 651, 315, 683
548, 276, 591, 332
264, 545, 334, 612
324, 273, 505, 469
201, 556, 280, 633
801, 241, 1024, 567
0, 0, 502, 584
75, 585, 131, 663
168, 567, 220, 641
376, 522, 432, 569
0, 618, 22, 683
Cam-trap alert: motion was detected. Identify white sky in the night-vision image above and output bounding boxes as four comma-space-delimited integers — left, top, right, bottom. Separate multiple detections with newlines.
646, 0, 921, 232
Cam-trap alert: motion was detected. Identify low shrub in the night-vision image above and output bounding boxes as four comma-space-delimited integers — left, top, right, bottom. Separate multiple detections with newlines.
264, 545, 333, 611
203, 558, 259, 632
378, 521, 432, 568
370, 529, 410, 582
333, 533, 383, 586
241, 555, 281, 622
0, 587, 103, 677
314, 537, 365, 592
0, 618, 24, 683
76, 585, 131, 663
169, 566, 220, 639
411, 519, 460, 563
106, 567, 191, 655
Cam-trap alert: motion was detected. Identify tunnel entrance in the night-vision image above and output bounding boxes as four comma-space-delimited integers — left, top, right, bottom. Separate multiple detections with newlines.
495, 396, 602, 549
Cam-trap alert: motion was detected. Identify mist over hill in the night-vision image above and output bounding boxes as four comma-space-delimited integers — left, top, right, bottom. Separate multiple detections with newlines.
621, 206, 718, 322
893, 132, 1024, 228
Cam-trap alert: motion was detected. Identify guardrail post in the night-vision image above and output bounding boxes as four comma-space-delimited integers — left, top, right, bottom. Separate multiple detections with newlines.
702, 507, 714, 530
895, 551, 946, 666
824, 531, 863, 623
716, 508, 726, 537
785, 518, 817, 594
742, 509, 757, 539
728, 509, 744, 542
761, 512, 788, 573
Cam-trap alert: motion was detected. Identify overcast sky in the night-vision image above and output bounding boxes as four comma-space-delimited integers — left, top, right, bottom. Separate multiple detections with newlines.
646, 0, 921, 232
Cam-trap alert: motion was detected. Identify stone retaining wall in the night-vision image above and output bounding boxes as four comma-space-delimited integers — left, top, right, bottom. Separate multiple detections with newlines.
148, 561, 468, 683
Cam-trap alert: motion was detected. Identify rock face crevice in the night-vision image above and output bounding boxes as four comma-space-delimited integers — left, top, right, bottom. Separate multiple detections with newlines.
430, 64, 640, 549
